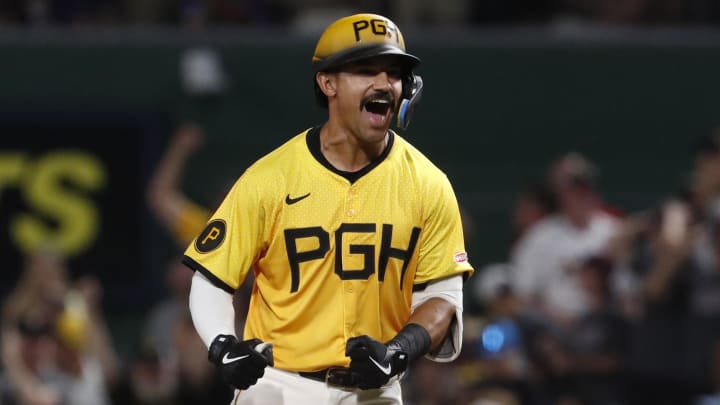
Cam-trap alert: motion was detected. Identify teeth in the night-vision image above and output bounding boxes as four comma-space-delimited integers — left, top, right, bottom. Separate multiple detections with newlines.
363, 98, 392, 115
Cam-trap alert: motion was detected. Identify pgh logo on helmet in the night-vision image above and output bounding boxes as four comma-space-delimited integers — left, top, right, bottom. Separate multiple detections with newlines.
350, 19, 400, 43
311, 13, 424, 130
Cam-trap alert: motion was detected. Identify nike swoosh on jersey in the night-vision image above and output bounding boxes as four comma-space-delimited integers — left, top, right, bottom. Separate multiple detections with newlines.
285, 192, 311, 205
222, 353, 249, 364
369, 356, 392, 375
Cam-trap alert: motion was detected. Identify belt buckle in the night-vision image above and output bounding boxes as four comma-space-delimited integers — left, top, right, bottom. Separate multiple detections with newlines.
325, 367, 357, 388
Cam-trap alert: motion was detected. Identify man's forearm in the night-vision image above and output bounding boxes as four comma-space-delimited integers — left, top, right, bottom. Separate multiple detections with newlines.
406, 297, 455, 352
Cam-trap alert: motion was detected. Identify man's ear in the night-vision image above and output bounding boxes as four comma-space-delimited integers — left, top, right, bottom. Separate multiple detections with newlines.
316, 72, 336, 97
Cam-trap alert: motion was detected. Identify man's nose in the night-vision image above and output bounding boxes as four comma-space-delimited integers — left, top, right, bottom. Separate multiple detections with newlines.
371, 71, 392, 89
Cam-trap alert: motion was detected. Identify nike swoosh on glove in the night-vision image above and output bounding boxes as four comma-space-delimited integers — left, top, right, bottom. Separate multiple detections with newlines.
346, 335, 408, 390
208, 335, 273, 390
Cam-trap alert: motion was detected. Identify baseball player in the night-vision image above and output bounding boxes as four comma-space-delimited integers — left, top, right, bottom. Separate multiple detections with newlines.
183, 13, 474, 404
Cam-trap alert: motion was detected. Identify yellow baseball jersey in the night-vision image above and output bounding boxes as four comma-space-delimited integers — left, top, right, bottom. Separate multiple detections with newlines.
183, 127, 473, 372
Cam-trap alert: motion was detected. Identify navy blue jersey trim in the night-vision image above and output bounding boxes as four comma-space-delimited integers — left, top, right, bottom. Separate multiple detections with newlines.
182, 255, 235, 294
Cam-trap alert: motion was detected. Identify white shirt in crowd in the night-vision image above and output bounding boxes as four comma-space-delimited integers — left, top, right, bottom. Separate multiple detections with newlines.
510, 211, 619, 320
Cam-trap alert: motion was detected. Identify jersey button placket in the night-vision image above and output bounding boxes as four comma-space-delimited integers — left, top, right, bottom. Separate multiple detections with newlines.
343, 186, 358, 336
346, 188, 356, 218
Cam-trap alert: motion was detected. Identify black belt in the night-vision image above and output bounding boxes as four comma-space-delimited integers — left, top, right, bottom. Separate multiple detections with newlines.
298, 367, 359, 388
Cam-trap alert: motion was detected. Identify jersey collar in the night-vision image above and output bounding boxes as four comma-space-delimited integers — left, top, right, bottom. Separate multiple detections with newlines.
305, 126, 394, 184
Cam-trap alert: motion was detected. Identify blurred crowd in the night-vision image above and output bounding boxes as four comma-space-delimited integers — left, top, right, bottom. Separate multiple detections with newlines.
0, 123, 242, 405
440, 130, 720, 405
1, 0, 720, 28
2, 122, 720, 405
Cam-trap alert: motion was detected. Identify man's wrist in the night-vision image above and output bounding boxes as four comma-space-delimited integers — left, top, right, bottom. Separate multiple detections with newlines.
208, 334, 237, 365
386, 323, 431, 364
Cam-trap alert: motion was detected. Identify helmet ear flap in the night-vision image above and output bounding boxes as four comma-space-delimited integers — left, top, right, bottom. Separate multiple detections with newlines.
397, 74, 423, 130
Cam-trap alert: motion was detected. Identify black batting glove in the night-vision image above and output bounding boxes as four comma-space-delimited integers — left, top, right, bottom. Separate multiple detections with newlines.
208, 335, 273, 390
346, 335, 408, 390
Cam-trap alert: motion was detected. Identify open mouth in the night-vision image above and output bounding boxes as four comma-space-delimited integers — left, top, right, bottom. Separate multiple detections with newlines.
363, 99, 392, 115
361, 93, 395, 127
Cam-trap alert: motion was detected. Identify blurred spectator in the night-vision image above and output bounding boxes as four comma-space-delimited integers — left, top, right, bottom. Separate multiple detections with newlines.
603, 212, 649, 320
1, 245, 68, 405
510, 152, 621, 325
463, 261, 623, 405
510, 181, 557, 245
686, 131, 720, 222
464, 180, 555, 318
468, 263, 530, 404
147, 122, 211, 248
2, 245, 68, 327
468, 256, 630, 405
682, 201, 720, 403
171, 312, 233, 404
136, 254, 233, 404
109, 340, 178, 405
145, 120, 252, 329
43, 281, 119, 405
142, 256, 194, 362
547, 151, 623, 219
402, 358, 465, 404
0, 319, 60, 405
639, 200, 697, 306
611, 198, 698, 404
473, 264, 528, 375
611, 129, 720, 402
144, 123, 250, 404
1, 247, 119, 405
561, 255, 630, 405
